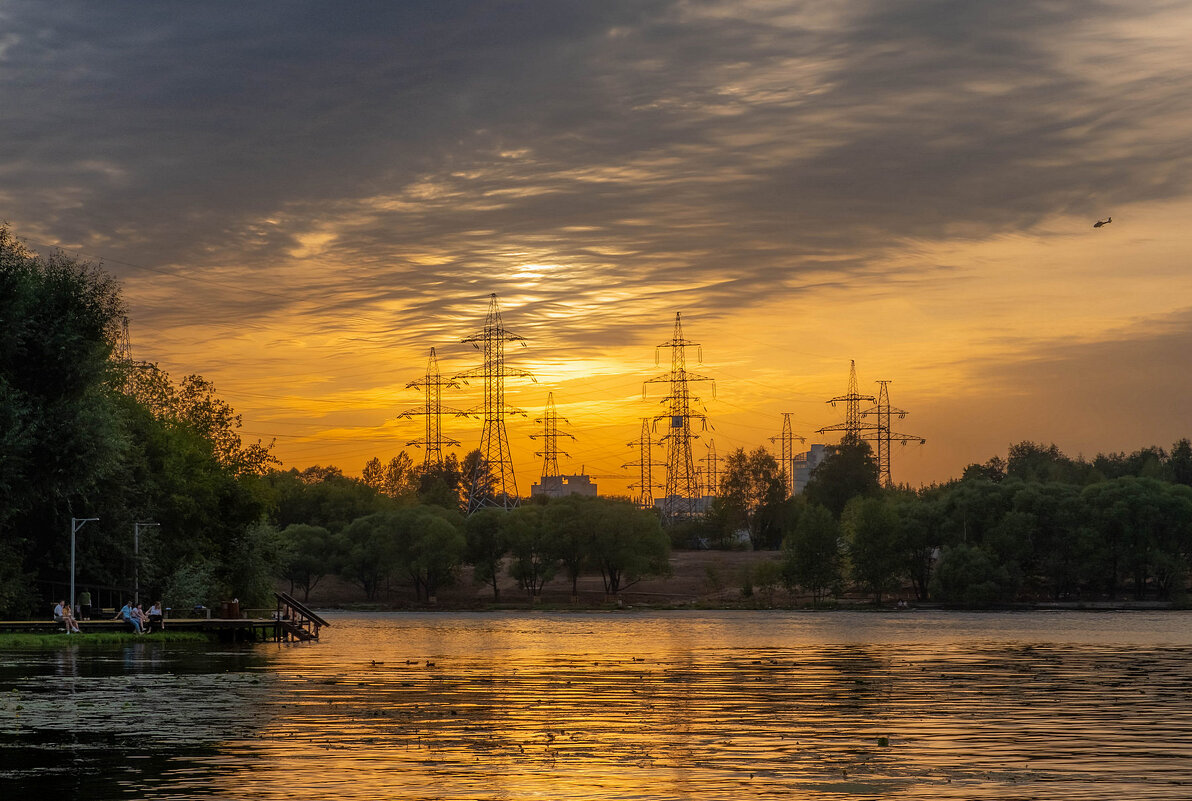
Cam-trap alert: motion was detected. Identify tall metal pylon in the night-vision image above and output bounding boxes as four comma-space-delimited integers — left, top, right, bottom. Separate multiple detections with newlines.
861, 380, 925, 487
454, 293, 535, 512
397, 347, 469, 470
644, 312, 714, 524
531, 391, 573, 479
703, 439, 723, 497
769, 413, 806, 498
113, 316, 151, 389
624, 417, 662, 510
817, 360, 878, 445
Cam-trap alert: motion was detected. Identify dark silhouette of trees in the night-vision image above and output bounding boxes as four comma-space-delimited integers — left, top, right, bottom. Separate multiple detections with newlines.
718, 446, 788, 549
803, 438, 880, 518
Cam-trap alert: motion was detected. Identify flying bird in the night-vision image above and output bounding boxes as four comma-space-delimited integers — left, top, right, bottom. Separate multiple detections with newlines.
1093, 217, 1112, 228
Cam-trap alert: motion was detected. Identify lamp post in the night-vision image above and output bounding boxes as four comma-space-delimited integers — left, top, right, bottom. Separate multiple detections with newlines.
70, 517, 98, 614
133, 522, 159, 605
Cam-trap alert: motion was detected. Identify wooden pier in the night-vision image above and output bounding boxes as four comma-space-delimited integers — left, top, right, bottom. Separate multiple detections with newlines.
1, 593, 329, 643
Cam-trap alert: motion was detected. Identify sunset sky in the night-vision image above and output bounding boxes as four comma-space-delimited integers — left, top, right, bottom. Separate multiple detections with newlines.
4, 1, 1191, 495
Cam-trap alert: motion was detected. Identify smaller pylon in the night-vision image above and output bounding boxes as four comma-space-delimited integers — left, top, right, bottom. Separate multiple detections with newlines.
860, 380, 925, 487
397, 348, 470, 470
531, 392, 574, 479
702, 439, 723, 497
769, 413, 806, 498
624, 417, 663, 510
817, 360, 878, 444
113, 316, 152, 389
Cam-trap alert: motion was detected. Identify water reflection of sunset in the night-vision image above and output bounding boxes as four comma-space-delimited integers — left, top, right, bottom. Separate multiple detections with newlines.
185, 611, 1192, 800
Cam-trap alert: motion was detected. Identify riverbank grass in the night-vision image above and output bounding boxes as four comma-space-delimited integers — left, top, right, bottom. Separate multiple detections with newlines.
0, 631, 210, 647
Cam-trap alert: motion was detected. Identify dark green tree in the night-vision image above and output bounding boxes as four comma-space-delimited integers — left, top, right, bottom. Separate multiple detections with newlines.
398, 506, 466, 602
718, 446, 789, 549
504, 504, 558, 600
464, 508, 508, 600
337, 513, 401, 601
586, 499, 670, 597
930, 543, 1019, 607
841, 495, 904, 603
781, 503, 841, 602
803, 438, 880, 518
278, 523, 335, 601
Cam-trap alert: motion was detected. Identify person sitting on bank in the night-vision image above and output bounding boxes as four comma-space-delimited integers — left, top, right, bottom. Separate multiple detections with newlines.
115, 600, 142, 634
134, 602, 150, 632
53, 600, 81, 633
147, 600, 165, 633
79, 590, 93, 621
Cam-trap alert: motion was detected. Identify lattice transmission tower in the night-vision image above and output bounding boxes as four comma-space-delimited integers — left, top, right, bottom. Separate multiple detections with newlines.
644, 313, 714, 524
531, 392, 573, 479
702, 439, 724, 498
453, 294, 535, 512
861, 380, 925, 487
113, 316, 152, 390
624, 418, 662, 510
769, 413, 806, 497
397, 347, 469, 470
817, 360, 878, 445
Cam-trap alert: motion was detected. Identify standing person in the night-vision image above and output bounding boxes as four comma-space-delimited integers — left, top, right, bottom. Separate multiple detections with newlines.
115, 600, 142, 634
79, 590, 92, 620
147, 600, 165, 633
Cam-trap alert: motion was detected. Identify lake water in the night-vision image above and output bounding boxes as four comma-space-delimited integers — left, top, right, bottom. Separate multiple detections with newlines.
3, 610, 1192, 799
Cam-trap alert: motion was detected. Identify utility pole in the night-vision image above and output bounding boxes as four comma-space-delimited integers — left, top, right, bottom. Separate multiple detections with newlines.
625, 417, 662, 510
398, 347, 469, 470
644, 313, 714, 525
454, 294, 535, 512
70, 517, 98, 613
860, 380, 925, 487
817, 360, 878, 445
531, 391, 574, 483
133, 522, 159, 605
769, 413, 806, 497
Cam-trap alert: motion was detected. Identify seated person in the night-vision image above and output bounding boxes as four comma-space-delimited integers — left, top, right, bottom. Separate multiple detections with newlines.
115, 600, 142, 633
147, 600, 165, 632
53, 600, 81, 633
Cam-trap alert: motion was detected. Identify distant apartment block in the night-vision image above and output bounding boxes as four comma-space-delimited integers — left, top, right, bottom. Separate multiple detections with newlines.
530, 474, 598, 499
792, 443, 828, 495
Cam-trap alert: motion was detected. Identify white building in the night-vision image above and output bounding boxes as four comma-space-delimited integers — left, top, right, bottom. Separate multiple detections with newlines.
792, 443, 828, 495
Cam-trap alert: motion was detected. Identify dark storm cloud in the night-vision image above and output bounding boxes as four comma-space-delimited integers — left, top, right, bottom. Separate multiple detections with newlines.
2, 0, 1189, 348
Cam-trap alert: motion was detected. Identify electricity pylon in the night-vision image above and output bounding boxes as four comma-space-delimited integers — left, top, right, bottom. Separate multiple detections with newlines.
817, 360, 878, 445
454, 293, 535, 512
703, 439, 724, 497
624, 417, 662, 510
113, 316, 151, 390
861, 380, 925, 487
531, 391, 573, 479
644, 312, 714, 524
769, 413, 806, 497
397, 347, 469, 470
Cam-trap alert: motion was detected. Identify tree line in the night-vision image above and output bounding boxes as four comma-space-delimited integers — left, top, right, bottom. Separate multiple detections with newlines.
699, 438, 1192, 605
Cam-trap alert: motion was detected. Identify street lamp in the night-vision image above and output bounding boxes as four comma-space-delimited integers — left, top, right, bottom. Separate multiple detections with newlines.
70, 517, 98, 614
133, 522, 159, 605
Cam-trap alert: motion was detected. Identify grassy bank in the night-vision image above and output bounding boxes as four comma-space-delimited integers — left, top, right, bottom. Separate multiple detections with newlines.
0, 631, 211, 648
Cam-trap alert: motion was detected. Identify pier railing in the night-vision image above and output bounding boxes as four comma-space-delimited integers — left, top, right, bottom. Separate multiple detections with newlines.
273, 591, 330, 641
